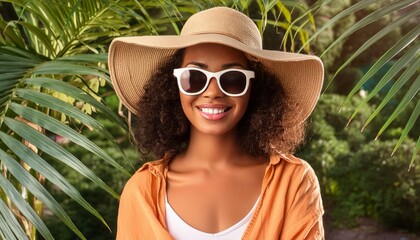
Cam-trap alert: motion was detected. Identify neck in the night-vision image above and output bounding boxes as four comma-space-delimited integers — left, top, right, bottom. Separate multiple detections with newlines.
182, 128, 244, 169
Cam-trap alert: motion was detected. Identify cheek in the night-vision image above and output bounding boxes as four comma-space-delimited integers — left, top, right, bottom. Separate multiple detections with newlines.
179, 94, 195, 116
238, 100, 250, 119
239, 92, 251, 113
231, 93, 251, 125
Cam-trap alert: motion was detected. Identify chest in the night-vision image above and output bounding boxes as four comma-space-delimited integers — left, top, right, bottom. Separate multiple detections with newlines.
166, 166, 265, 233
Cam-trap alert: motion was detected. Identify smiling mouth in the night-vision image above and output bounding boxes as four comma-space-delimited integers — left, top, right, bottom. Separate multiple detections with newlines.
198, 107, 232, 115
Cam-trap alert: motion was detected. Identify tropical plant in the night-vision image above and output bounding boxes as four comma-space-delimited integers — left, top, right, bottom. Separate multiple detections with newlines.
0, 0, 195, 239
331, 138, 419, 230
239, 0, 419, 166
0, 0, 315, 238
301, 0, 419, 167
0, 1, 286, 239
0, 1, 128, 239
298, 94, 419, 231
42, 118, 139, 240
1, 0, 417, 238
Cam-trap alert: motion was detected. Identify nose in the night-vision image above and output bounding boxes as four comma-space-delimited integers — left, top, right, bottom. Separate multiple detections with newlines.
203, 77, 224, 98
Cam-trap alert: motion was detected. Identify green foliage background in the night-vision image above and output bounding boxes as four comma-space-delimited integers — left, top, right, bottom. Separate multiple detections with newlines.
298, 94, 419, 232
0, 0, 418, 239
42, 119, 139, 239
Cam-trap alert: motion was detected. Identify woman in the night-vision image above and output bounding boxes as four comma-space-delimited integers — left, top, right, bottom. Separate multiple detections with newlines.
109, 7, 324, 240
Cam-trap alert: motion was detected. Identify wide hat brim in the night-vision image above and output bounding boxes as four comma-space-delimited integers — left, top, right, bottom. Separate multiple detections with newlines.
109, 33, 323, 123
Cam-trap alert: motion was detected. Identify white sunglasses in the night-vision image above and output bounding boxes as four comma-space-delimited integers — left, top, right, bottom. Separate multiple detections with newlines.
173, 67, 255, 97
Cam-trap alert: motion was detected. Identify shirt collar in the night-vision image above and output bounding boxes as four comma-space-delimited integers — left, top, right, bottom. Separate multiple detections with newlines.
270, 154, 303, 165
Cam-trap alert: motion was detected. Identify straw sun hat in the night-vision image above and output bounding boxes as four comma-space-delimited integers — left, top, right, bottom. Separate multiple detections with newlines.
108, 7, 324, 123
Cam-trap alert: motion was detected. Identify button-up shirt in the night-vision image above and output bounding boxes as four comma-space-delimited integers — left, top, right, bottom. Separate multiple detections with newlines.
116, 154, 324, 239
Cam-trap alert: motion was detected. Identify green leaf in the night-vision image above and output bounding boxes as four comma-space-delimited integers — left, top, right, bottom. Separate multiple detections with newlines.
0, 80, 19, 89
343, 25, 420, 115
9, 103, 131, 175
290, 0, 329, 33
0, 219, 8, 239
362, 56, 420, 130
299, 0, 379, 52
0, 46, 42, 62
15, 89, 117, 146
61, 0, 82, 39
25, 77, 127, 131
0, 203, 25, 240
132, 0, 159, 35
3, 117, 110, 230
0, 72, 24, 81
276, 1, 291, 23
410, 135, 420, 170
0, 60, 37, 68
0, 175, 52, 240
0, 1, 190, 238
392, 98, 419, 156
320, 0, 417, 58
0, 200, 22, 240
32, 61, 111, 84
4, 113, 119, 198
17, 21, 55, 56
0, 147, 86, 240
0, 212, 17, 240
350, 41, 420, 125
57, 53, 108, 63
328, 6, 419, 86
376, 75, 420, 139
0, 19, 25, 49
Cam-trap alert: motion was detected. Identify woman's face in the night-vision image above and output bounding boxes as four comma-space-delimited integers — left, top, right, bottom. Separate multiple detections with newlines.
179, 43, 251, 136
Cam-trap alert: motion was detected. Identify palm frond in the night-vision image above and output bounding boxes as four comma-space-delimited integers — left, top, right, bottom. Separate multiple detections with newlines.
300, 0, 379, 52
0, 43, 132, 238
0, 0, 200, 237
306, 0, 420, 164
348, 40, 420, 123
396, 98, 419, 168
0, 187, 34, 240
4, 118, 119, 222
0, 147, 85, 239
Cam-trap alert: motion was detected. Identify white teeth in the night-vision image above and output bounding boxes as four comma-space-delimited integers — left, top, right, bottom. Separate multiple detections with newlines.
200, 108, 227, 114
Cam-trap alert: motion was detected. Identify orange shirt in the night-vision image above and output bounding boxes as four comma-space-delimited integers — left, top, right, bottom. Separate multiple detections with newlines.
117, 154, 324, 239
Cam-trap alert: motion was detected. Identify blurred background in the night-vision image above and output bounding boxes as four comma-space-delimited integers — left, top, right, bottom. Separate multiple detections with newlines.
0, 0, 418, 239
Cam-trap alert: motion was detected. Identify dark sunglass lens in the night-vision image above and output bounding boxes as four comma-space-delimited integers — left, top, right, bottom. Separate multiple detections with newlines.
220, 71, 246, 94
180, 70, 207, 94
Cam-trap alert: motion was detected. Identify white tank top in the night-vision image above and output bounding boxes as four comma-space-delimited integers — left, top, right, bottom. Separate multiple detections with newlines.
165, 196, 259, 240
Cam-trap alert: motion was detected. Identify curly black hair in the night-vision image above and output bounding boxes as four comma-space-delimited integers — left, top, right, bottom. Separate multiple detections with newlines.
132, 49, 305, 159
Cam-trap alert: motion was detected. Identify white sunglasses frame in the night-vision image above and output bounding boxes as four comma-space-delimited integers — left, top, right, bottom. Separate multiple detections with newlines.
173, 67, 255, 97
